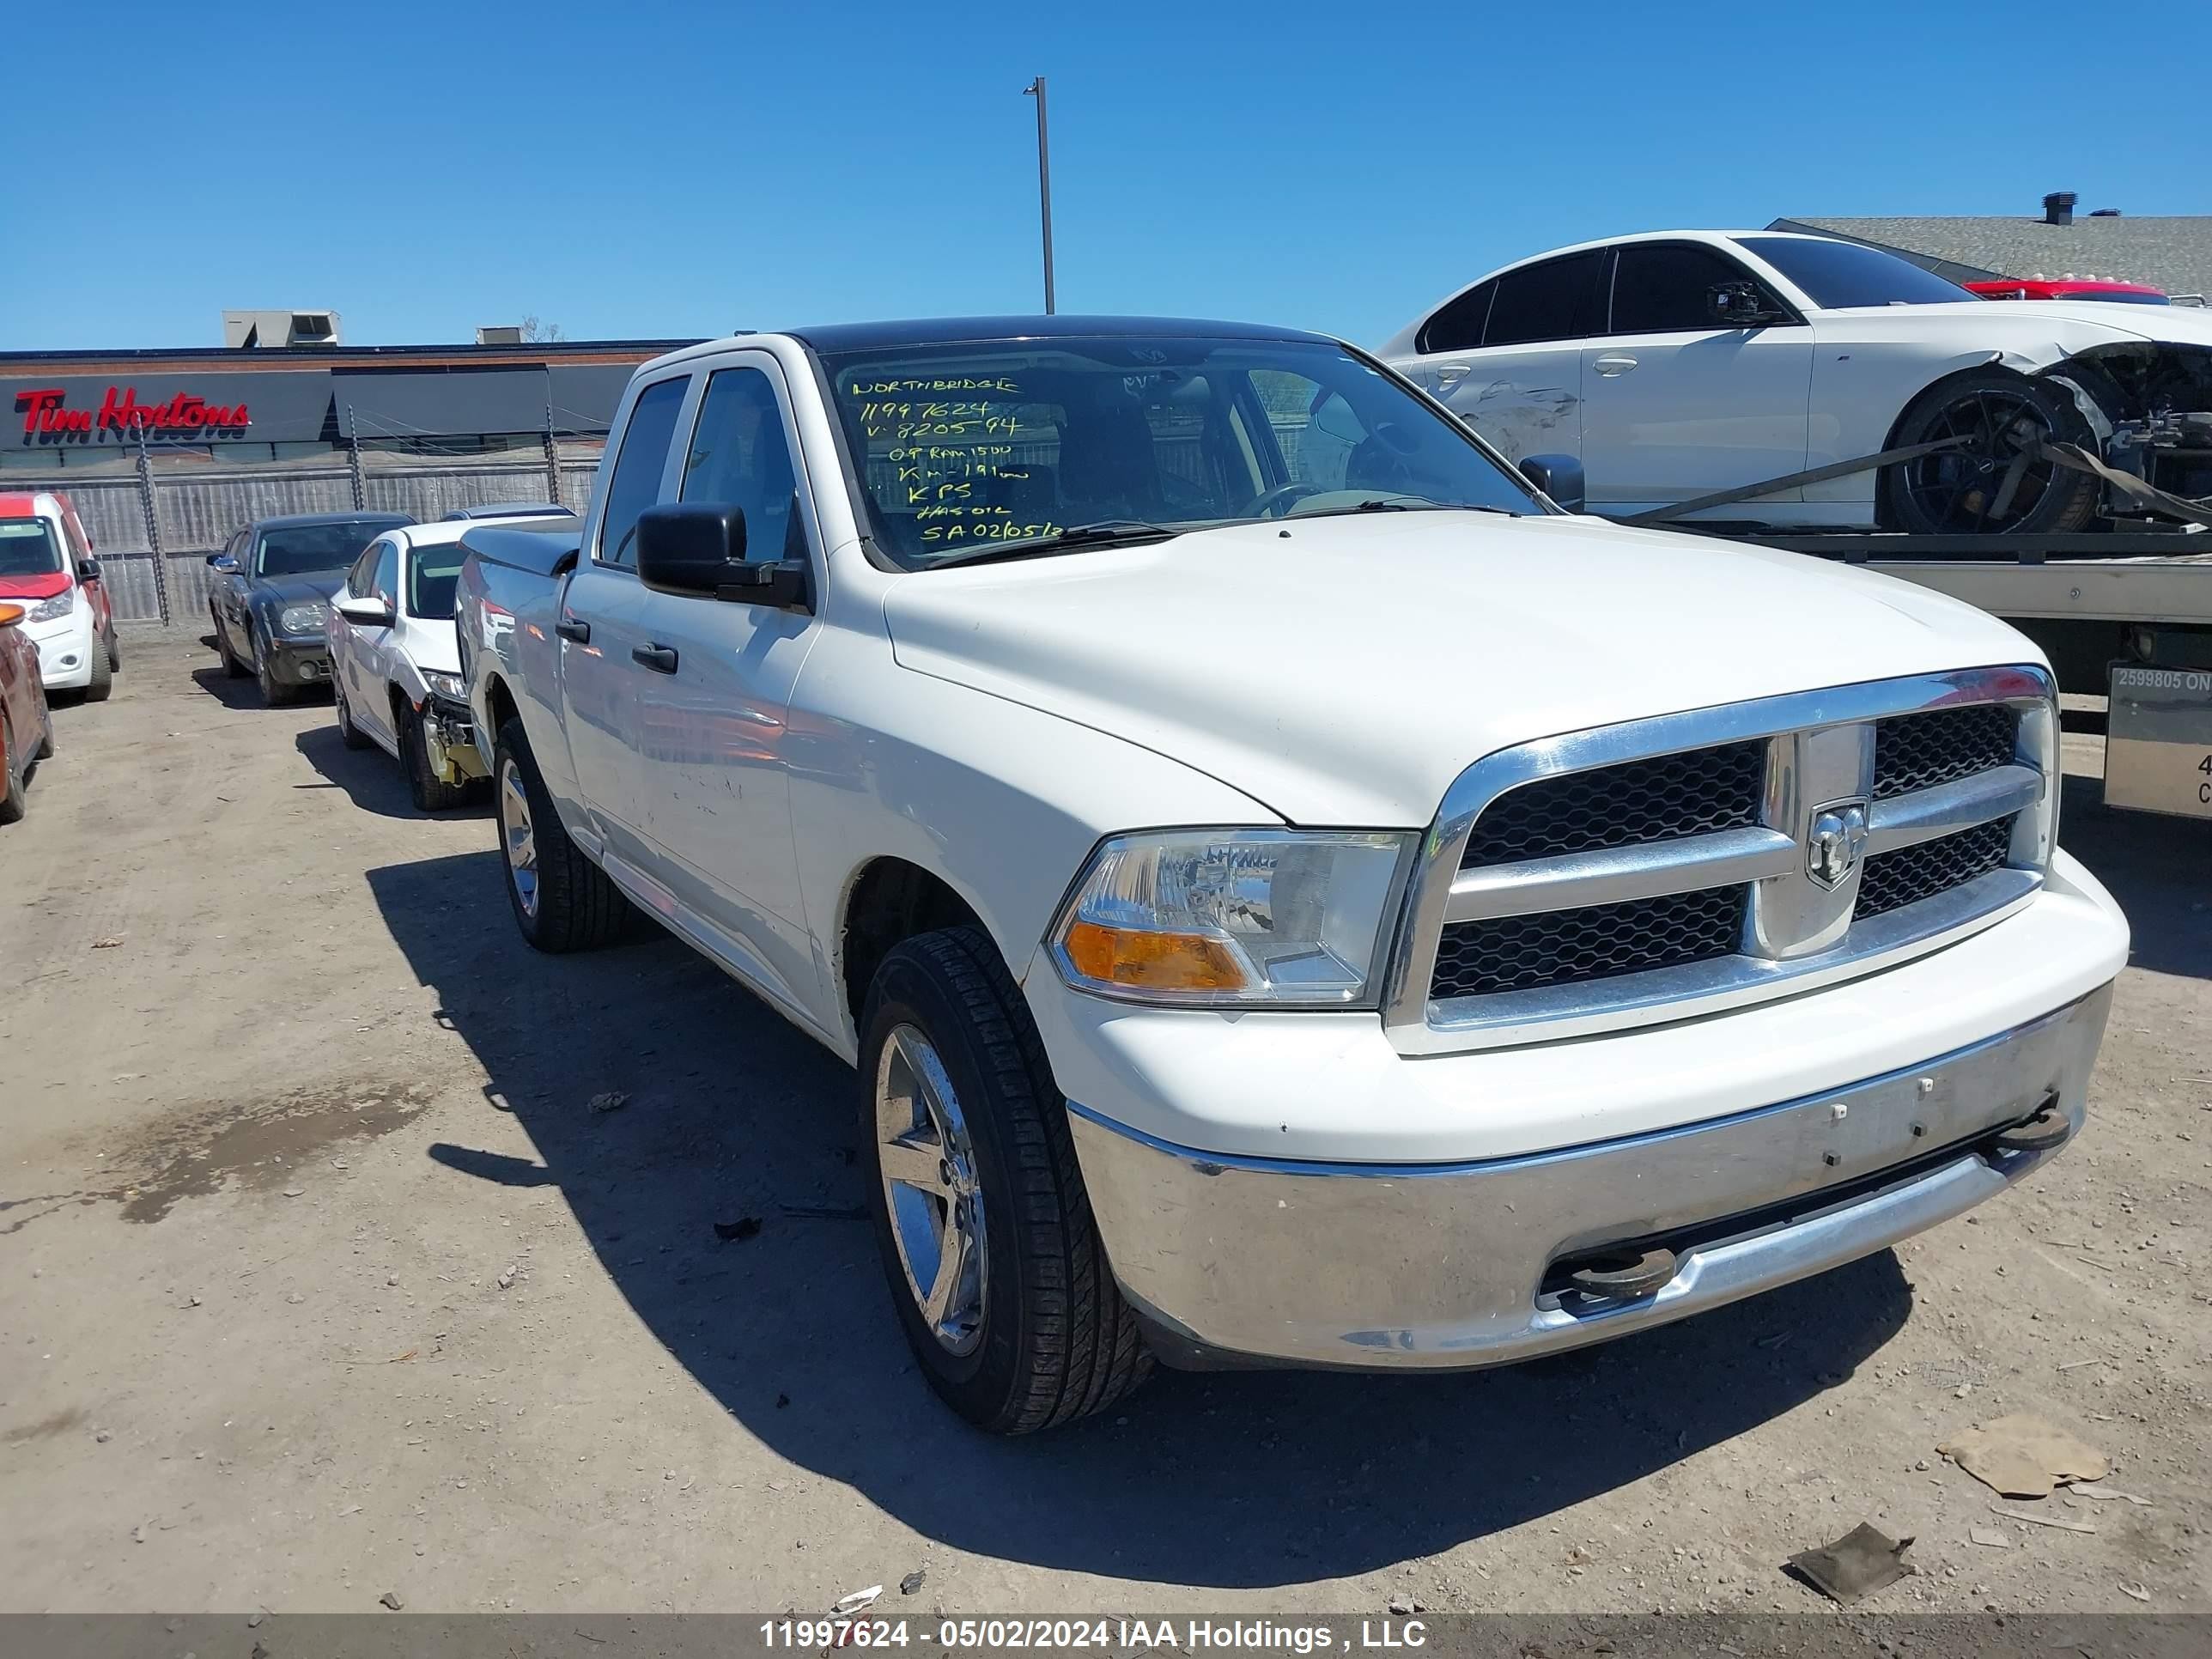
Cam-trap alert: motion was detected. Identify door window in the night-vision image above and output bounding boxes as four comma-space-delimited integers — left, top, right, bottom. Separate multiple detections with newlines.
1485, 251, 1607, 347
344, 544, 379, 598
1417, 280, 1496, 355
680, 368, 809, 562
597, 375, 692, 566
369, 540, 400, 606
1610, 242, 1780, 333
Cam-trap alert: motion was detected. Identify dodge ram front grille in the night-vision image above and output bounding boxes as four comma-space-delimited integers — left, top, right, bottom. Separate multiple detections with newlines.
1854, 817, 2014, 921
1873, 704, 2017, 799
1460, 741, 1765, 866
1431, 887, 1746, 999
1385, 668, 2058, 1054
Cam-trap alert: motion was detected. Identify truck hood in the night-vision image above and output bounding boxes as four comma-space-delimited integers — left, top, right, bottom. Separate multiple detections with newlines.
252, 573, 348, 609
881, 512, 2041, 827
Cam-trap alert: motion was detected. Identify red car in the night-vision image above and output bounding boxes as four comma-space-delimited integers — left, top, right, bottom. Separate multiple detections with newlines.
0, 599, 57, 824
1965, 277, 2168, 304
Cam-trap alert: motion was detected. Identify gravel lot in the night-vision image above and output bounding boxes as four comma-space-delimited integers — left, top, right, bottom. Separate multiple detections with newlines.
2, 628, 2206, 1617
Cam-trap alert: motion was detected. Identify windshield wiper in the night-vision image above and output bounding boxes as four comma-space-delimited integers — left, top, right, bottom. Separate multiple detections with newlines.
927, 520, 1182, 569
1294, 498, 1522, 521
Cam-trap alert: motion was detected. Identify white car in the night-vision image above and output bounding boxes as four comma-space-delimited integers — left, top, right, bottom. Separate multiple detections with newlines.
0, 490, 118, 699
456, 317, 2127, 1432
1381, 229, 2212, 533
328, 516, 570, 811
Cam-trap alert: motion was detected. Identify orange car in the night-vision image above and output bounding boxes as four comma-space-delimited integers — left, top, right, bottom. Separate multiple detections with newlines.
0, 599, 57, 823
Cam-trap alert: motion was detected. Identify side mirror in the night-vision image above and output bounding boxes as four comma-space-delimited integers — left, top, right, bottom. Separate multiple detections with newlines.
636, 503, 809, 611
1519, 453, 1585, 514
208, 554, 240, 574
76, 558, 101, 583
1707, 282, 1787, 327
334, 594, 396, 627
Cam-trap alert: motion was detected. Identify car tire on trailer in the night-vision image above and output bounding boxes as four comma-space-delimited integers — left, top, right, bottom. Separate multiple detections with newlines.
332, 679, 371, 750
1882, 370, 2101, 537
859, 925, 1152, 1433
493, 716, 629, 952
400, 700, 467, 813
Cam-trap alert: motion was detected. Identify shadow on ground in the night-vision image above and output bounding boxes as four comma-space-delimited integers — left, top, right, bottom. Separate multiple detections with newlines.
2059, 774, 2210, 981
293, 724, 489, 821
368, 848, 1916, 1589
189, 659, 279, 713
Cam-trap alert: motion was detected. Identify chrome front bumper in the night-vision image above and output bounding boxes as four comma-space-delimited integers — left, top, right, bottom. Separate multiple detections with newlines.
1068, 983, 2112, 1371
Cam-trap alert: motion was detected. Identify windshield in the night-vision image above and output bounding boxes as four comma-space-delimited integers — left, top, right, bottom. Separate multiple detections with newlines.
255, 519, 405, 580
1738, 235, 1975, 308
814, 335, 1542, 568
0, 518, 65, 577
408, 546, 465, 619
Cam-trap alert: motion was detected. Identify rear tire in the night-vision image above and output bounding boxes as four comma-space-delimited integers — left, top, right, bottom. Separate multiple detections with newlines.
493, 716, 629, 952
332, 678, 371, 750
860, 925, 1152, 1433
1881, 370, 2100, 536
216, 609, 248, 678
0, 714, 25, 825
83, 643, 112, 703
401, 701, 467, 812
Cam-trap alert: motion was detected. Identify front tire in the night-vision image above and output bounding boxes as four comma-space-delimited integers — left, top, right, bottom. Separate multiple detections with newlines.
253, 634, 298, 707
216, 609, 249, 678
401, 701, 467, 812
860, 926, 1152, 1433
1882, 370, 2100, 536
492, 716, 629, 952
83, 641, 112, 702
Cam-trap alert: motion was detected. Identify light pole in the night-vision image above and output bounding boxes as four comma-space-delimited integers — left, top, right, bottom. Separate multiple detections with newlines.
1022, 76, 1056, 313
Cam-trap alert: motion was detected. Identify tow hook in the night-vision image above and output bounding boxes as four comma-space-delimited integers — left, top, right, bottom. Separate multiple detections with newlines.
1562, 1247, 1679, 1304
1990, 1094, 2070, 1155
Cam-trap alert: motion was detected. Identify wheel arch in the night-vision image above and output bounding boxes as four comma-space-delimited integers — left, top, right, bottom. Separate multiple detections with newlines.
836, 855, 997, 1049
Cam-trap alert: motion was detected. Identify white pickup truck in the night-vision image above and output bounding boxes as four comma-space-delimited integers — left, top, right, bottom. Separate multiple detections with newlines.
456, 315, 2130, 1433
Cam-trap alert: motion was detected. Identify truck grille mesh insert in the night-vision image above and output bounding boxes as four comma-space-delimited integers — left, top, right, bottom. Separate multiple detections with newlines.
1430, 886, 1746, 1000
1873, 705, 2016, 799
1459, 741, 1765, 868
1854, 817, 2014, 921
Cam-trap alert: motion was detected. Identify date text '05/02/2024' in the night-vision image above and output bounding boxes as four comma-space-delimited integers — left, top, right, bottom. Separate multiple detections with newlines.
757, 1618, 1430, 1650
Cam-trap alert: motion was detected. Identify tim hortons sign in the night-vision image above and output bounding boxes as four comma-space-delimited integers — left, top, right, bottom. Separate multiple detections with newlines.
16, 386, 252, 439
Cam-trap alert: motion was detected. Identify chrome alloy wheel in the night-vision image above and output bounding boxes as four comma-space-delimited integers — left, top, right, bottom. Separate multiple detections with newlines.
875, 1024, 988, 1356
499, 757, 539, 918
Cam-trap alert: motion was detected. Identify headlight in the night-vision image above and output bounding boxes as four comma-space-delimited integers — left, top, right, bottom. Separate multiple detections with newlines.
278, 603, 325, 635
422, 671, 465, 701
27, 591, 73, 623
1048, 829, 1413, 1007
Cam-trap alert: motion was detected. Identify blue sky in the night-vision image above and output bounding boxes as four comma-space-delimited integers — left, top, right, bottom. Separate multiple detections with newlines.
7, 1, 2203, 353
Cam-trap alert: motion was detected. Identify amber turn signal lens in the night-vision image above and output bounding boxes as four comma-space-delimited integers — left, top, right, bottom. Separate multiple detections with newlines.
1060, 920, 1249, 993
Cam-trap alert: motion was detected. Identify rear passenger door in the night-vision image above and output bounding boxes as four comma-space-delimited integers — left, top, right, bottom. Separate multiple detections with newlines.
1404, 250, 1605, 465
562, 370, 691, 865
1578, 240, 1812, 514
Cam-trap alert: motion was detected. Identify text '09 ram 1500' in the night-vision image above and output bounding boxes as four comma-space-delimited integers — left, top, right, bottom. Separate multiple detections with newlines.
455, 316, 2130, 1434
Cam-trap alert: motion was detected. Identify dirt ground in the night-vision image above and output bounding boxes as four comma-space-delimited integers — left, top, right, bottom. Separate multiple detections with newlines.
2, 628, 2206, 1618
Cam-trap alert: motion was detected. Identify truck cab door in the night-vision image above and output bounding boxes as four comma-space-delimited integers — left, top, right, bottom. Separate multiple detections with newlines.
560, 370, 694, 874
623, 355, 822, 1010
1578, 240, 1812, 516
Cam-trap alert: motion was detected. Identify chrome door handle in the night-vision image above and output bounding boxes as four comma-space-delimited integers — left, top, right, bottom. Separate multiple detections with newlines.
1593, 355, 1639, 377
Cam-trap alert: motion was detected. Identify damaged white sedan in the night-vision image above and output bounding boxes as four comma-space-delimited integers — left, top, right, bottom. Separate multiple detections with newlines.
1382, 229, 2212, 533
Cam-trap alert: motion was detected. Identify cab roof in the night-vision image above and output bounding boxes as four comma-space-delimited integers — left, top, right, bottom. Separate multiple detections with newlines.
781, 314, 1339, 353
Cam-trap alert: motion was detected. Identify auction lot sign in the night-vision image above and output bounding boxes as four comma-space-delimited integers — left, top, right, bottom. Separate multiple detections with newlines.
5, 370, 337, 447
